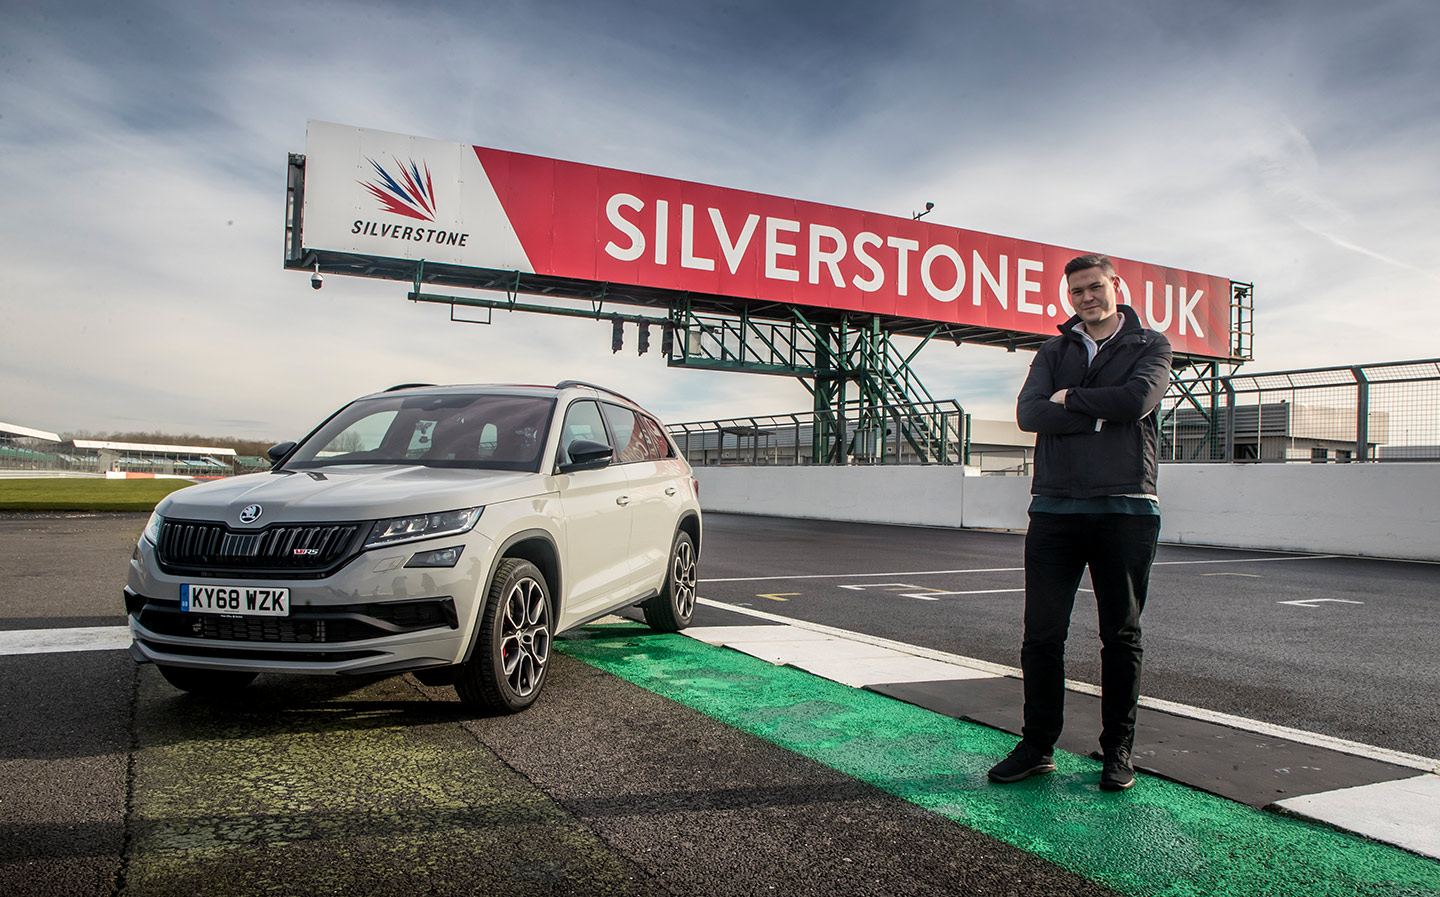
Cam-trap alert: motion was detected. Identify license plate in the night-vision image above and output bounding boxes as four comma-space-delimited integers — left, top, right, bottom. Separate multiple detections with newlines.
181, 584, 290, 616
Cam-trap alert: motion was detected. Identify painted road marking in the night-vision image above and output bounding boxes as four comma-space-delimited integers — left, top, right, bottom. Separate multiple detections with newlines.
703, 553, 1342, 583
1276, 775, 1440, 859
563, 630, 1440, 885
837, 582, 963, 601
694, 597, 1440, 774
685, 624, 996, 687
0, 625, 130, 655
1279, 598, 1365, 607
1202, 572, 1262, 577
756, 592, 798, 602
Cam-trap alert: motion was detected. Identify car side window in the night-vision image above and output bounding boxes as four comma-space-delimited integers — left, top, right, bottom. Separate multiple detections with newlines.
559, 400, 608, 464
633, 413, 674, 461
600, 403, 645, 463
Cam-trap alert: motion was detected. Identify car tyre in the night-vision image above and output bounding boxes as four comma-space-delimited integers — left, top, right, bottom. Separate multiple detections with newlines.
157, 664, 258, 694
643, 529, 697, 632
455, 557, 553, 714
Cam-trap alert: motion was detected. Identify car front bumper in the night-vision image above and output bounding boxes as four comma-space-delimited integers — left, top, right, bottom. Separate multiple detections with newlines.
125, 532, 495, 676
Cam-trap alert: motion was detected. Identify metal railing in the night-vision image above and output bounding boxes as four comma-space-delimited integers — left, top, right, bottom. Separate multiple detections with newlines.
667, 400, 970, 466
1161, 358, 1440, 462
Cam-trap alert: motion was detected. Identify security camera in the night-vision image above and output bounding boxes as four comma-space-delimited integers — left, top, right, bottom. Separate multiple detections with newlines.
311, 264, 323, 290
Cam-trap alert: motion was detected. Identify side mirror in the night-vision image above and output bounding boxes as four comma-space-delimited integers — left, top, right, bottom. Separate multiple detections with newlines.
558, 439, 613, 473
266, 441, 297, 463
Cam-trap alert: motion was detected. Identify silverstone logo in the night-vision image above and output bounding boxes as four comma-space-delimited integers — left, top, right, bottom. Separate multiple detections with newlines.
362, 156, 437, 221
352, 155, 471, 247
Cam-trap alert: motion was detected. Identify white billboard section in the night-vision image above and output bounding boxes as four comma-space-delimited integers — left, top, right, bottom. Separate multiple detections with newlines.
301, 121, 533, 272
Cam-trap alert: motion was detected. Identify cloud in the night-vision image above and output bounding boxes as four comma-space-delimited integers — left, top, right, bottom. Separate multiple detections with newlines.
2, 0, 1438, 442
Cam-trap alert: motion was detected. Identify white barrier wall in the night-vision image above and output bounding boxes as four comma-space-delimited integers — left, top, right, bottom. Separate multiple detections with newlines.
694, 464, 1440, 562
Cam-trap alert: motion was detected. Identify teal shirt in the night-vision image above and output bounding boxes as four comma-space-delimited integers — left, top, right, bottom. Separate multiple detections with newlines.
1029, 495, 1160, 516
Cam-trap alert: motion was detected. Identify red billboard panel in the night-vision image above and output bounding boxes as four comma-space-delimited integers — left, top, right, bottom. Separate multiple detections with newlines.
302, 122, 1235, 358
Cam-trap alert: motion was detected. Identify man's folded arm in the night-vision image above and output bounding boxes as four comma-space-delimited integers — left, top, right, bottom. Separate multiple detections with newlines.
1017, 357, 1100, 434
1064, 343, 1173, 422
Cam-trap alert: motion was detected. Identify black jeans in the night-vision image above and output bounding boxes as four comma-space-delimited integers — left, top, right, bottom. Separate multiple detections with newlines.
1020, 511, 1161, 754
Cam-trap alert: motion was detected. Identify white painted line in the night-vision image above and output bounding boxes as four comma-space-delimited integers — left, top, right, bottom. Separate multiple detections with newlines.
697, 598, 1021, 679
0, 626, 131, 655
1276, 775, 1440, 860
685, 623, 996, 688
695, 597, 1440, 774
703, 566, 1024, 584
1278, 598, 1364, 607
702, 554, 1341, 584
685, 625, 834, 645
901, 589, 1022, 598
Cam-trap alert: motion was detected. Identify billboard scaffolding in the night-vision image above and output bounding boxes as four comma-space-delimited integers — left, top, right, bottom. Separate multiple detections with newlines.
285, 122, 1253, 463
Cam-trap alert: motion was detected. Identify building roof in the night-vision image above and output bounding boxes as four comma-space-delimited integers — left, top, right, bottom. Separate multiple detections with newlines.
71, 439, 237, 456
0, 421, 62, 442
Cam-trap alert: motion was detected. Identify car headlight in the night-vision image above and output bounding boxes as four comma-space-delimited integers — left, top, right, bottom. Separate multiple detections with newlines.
365, 507, 483, 548
143, 509, 164, 545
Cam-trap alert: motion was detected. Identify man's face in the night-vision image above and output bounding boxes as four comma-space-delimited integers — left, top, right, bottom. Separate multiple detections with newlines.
1067, 267, 1119, 327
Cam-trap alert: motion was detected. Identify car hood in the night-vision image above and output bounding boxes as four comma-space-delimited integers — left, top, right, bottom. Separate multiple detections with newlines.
157, 465, 551, 525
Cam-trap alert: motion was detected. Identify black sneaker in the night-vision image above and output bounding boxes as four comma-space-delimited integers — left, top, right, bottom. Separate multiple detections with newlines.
987, 742, 1056, 783
1100, 747, 1135, 791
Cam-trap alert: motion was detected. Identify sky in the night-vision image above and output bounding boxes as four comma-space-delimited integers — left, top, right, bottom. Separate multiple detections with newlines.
2, 0, 1438, 441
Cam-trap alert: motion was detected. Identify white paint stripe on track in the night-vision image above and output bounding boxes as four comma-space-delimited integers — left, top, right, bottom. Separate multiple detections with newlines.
1275, 775, 1440, 860
684, 624, 996, 688
702, 554, 1342, 583
695, 597, 1440, 774
0, 626, 131, 655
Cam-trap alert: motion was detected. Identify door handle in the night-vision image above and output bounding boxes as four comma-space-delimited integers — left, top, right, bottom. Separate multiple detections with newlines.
616, 496, 630, 506
664, 486, 677, 496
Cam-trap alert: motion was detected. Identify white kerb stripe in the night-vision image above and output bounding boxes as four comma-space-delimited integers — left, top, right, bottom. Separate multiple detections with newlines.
0, 626, 132, 655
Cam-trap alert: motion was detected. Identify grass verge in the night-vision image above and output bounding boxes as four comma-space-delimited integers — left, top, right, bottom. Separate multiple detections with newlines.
0, 478, 197, 512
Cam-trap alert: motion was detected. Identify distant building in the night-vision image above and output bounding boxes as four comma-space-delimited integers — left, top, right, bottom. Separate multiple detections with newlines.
1160, 402, 1390, 462
71, 439, 236, 476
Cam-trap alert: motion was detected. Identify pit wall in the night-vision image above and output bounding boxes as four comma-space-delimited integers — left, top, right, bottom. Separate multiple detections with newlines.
692, 464, 1440, 562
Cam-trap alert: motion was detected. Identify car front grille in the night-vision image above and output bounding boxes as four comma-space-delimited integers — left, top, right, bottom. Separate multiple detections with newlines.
135, 596, 458, 645
156, 520, 365, 577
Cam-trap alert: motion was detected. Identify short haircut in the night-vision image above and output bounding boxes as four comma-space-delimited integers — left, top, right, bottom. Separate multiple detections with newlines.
1064, 254, 1116, 277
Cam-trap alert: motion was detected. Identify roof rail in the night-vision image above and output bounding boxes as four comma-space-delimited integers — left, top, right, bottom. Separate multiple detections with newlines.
554, 380, 641, 407
384, 383, 437, 392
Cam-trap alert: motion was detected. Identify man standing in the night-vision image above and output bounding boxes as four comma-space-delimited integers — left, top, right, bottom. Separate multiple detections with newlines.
987, 254, 1173, 792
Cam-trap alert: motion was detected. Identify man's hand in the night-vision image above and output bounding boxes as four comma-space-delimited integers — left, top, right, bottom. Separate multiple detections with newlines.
1049, 389, 1068, 404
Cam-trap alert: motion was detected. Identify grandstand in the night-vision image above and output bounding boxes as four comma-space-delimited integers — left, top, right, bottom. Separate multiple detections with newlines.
72, 439, 236, 477
0, 421, 68, 471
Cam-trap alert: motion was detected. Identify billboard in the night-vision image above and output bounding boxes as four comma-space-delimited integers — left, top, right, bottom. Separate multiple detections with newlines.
301, 121, 1236, 359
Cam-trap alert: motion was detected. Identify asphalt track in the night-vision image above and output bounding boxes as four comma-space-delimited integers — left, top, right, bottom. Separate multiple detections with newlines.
3, 511, 1438, 896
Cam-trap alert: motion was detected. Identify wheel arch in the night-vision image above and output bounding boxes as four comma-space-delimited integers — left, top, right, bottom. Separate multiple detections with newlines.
677, 510, 702, 556
461, 528, 561, 665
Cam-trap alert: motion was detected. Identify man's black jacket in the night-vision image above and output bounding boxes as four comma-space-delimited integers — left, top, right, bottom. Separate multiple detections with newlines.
1017, 305, 1173, 498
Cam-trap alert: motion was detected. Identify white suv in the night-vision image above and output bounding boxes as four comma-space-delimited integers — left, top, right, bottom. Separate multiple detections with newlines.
125, 381, 701, 713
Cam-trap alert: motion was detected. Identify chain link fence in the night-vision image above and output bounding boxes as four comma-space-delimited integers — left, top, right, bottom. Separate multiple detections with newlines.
1162, 359, 1440, 462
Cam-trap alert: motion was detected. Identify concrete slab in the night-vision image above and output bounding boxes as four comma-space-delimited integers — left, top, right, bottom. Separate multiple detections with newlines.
1276, 775, 1440, 860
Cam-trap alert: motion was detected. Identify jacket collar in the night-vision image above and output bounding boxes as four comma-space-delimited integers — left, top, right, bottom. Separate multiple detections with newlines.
1056, 303, 1143, 340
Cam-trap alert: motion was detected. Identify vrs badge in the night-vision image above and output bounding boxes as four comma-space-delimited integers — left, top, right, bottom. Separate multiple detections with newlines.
238, 504, 263, 524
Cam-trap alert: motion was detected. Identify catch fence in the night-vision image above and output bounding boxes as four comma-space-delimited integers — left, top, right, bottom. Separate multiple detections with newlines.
1162, 359, 1440, 463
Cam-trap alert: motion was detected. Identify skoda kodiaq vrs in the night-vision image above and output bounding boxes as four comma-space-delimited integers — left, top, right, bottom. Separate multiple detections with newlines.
125, 381, 701, 713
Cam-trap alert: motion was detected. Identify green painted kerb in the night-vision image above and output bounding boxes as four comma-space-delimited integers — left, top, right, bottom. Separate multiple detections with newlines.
560, 626, 1440, 897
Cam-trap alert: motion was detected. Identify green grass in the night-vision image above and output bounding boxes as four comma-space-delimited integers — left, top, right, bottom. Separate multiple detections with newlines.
0, 477, 196, 511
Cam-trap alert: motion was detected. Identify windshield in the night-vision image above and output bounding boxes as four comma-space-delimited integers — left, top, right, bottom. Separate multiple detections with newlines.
285, 393, 555, 472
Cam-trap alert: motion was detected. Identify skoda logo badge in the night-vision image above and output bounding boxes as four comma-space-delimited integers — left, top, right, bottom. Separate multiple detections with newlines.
238, 504, 263, 524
